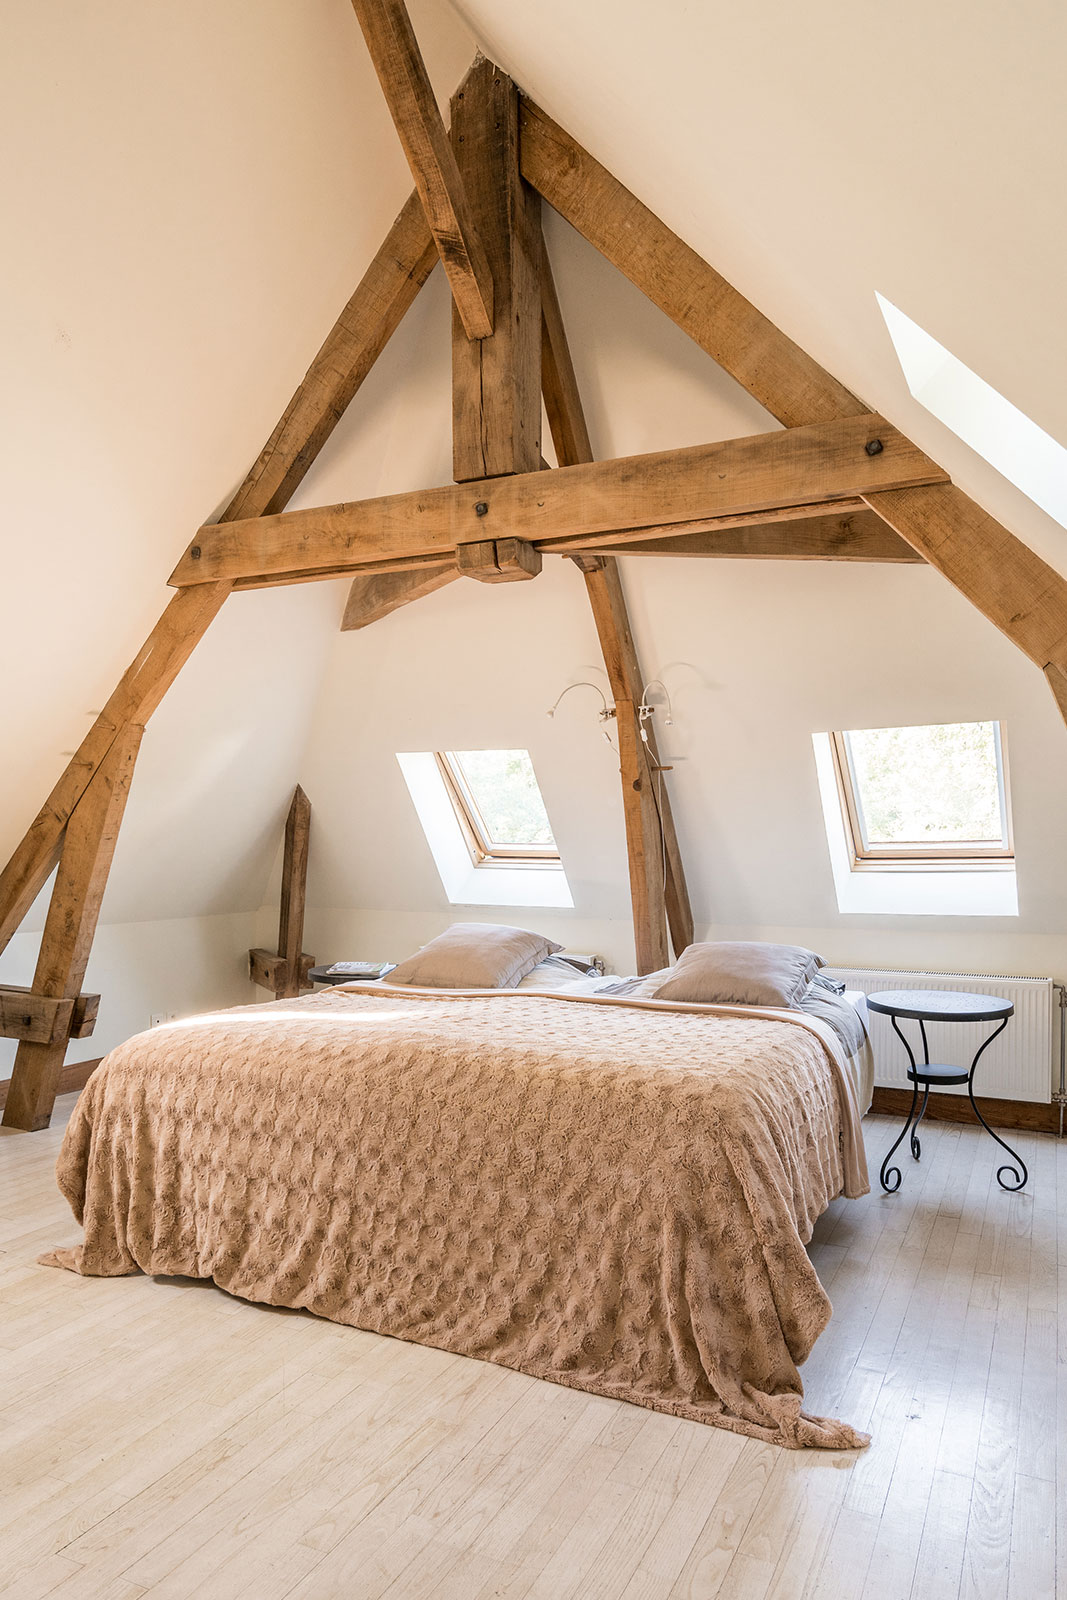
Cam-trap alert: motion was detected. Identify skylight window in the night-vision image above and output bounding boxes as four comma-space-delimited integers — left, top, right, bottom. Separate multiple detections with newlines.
437, 750, 559, 864
877, 293, 1067, 529
396, 750, 572, 909
830, 720, 1012, 868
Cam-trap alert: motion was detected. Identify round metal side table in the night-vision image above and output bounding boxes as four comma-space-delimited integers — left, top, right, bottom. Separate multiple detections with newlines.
867, 989, 1027, 1194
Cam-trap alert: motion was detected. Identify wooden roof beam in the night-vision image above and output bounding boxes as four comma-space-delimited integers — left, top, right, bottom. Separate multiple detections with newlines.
519, 95, 1067, 715
228, 190, 437, 520
449, 59, 541, 478
521, 97, 865, 429
541, 234, 691, 968
341, 562, 459, 629
172, 414, 946, 585
3, 724, 142, 1131
350, 3, 494, 339
0, 192, 437, 962
556, 508, 923, 561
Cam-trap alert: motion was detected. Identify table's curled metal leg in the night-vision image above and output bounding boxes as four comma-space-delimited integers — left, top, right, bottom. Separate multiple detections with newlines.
880, 1076, 920, 1193
966, 1014, 1027, 1190
910, 1081, 930, 1161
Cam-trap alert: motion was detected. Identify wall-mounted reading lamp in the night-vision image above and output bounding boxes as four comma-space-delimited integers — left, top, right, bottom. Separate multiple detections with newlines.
637, 679, 675, 743
546, 681, 616, 745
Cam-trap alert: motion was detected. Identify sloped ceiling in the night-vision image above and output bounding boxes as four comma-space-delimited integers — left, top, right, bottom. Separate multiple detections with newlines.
0, 0, 478, 919
452, 0, 1067, 577
2, 0, 1065, 950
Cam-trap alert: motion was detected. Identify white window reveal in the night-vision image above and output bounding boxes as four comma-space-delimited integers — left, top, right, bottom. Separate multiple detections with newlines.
397, 749, 573, 910
877, 293, 1067, 530
812, 721, 1018, 917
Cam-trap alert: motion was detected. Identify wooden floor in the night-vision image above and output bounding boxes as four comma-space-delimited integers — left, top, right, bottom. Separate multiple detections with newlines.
0, 1098, 1062, 1599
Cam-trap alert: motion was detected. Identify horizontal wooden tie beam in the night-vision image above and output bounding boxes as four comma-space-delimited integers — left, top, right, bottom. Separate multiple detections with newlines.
559, 507, 924, 561
0, 986, 99, 1044
171, 415, 946, 586
0, 990, 73, 1046
248, 949, 316, 994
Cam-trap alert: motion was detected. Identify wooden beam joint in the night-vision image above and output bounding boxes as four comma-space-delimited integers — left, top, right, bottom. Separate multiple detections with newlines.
249, 949, 316, 996
457, 538, 542, 582
0, 987, 99, 1046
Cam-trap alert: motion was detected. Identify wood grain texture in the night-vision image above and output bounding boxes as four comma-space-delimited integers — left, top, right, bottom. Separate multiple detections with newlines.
540, 242, 692, 960
521, 96, 1067, 722
0, 185, 434, 968
581, 560, 693, 960
564, 507, 924, 561
519, 96, 866, 429
0, 990, 75, 1047
174, 415, 945, 584
540, 236, 594, 470
0, 1056, 98, 1110
865, 483, 1067, 674
870, 1085, 1062, 1135
2, 724, 143, 1132
450, 60, 541, 480
225, 190, 438, 522
278, 786, 313, 1000
615, 706, 671, 980
341, 562, 459, 629
0, 581, 229, 960
349, 4, 493, 338
456, 538, 542, 581
249, 948, 315, 993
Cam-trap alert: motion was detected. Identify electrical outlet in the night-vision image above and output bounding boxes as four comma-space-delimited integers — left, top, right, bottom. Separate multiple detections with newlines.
149, 1011, 178, 1028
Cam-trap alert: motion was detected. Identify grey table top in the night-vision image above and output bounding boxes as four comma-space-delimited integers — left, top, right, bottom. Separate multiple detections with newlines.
867, 988, 1014, 1023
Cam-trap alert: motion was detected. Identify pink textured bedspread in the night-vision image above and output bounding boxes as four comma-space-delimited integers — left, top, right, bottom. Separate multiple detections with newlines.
45, 985, 869, 1449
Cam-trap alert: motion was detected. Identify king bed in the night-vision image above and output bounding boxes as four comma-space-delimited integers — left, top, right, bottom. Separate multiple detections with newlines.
45, 935, 872, 1451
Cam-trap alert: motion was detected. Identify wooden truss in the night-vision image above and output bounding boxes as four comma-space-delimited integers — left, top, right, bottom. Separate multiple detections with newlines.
3, 0, 1067, 1127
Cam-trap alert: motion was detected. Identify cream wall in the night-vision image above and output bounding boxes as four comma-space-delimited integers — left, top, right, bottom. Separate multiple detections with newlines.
0, 913, 259, 1079
295, 550, 1067, 983
291, 212, 1067, 984
3, 0, 1066, 1083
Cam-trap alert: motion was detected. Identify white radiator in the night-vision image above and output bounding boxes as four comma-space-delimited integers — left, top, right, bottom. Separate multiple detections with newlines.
823, 968, 1056, 1104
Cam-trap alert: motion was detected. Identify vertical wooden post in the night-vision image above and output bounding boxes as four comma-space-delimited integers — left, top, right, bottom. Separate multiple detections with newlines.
248, 786, 315, 998
2, 724, 143, 1131
450, 59, 542, 482
0, 581, 230, 960
278, 786, 312, 1000
576, 557, 693, 963
540, 236, 693, 967
615, 701, 671, 973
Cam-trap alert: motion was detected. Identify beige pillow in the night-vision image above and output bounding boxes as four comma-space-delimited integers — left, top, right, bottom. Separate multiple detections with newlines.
386, 923, 562, 989
652, 941, 821, 1009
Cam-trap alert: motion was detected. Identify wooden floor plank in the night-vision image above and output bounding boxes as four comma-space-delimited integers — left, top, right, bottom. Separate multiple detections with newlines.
0, 1104, 1061, 1600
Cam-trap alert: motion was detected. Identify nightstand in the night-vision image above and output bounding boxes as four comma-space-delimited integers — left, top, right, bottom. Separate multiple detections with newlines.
868, 988, 1026, 1194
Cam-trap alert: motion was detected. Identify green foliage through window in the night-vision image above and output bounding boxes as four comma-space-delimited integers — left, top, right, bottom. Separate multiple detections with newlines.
836, 721, 1011, 860
442, 750, 557, 856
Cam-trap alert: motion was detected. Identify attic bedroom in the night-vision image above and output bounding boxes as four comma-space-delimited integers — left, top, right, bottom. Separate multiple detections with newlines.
1, 0, 1065, 1594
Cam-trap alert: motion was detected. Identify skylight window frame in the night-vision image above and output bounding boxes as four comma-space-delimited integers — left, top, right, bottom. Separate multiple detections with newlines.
435, 751, 561, 868
828, 722, 1014, 872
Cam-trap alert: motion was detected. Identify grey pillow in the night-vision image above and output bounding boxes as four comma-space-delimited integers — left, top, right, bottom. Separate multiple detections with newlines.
652, 941, 822, 1009
386, 922, 562, 989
